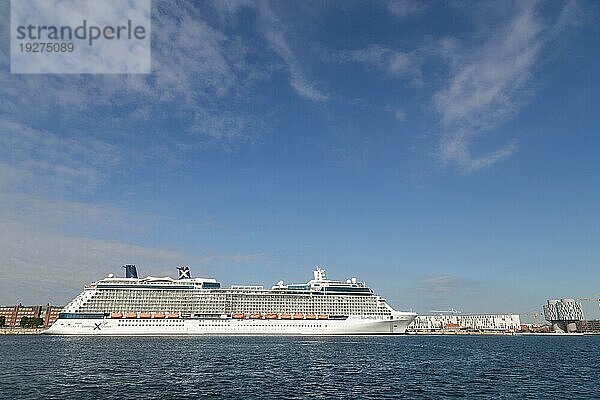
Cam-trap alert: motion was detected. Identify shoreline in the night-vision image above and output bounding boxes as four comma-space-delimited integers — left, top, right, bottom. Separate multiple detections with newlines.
0, 328, 45, 335
1, 328, 597, 336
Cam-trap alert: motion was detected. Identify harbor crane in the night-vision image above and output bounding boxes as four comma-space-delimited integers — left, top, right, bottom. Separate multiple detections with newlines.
576, 296, 600, 312
575, 296, 600, 302
523, 311, 544, 325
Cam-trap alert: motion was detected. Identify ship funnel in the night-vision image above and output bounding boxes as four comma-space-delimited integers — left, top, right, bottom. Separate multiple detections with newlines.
177, 265, 191, 279
123, 264, 138, 278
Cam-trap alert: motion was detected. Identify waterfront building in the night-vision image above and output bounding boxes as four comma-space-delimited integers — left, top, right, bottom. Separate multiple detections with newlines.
0, 304, 63, 328
408, 313, 521, 332
543, 299, 584, 333
576, 320, 600, 333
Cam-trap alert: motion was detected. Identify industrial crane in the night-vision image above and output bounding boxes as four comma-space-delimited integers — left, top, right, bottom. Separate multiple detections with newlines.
522, 310, 544, 325
575, 296, 600, 302
575, 296, 600, 312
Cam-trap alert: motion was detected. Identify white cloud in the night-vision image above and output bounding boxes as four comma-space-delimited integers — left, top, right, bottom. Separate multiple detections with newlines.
434, 3, 545, 172
253, 2, 328, 101
332, 2, 582, 174
439, 135, 518, 174
10, 0, 151, 73
394, 108, 406, 122
385, 0, 429, 19
435, 7, 542, 130
417, 275, 460, 294
0, 119, 120, 193
0, 116, 258, 302
383, 105, 406, 122
212, 0, 327, 101
553, 0, 587, 33
151, 6, 242, 102
1, 1, 334, 150
0, 194, 170, 236
0, 218, 184, 304
336, 45, 423, 84
191, 108, 262, 148
0, 1, 260, 145
0, 198, 267, 304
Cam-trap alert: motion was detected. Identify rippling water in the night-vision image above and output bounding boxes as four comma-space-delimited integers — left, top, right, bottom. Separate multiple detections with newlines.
1, 335, 598, 399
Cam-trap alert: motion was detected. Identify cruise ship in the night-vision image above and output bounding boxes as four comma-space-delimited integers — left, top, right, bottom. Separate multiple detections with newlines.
45, 265, 417, 335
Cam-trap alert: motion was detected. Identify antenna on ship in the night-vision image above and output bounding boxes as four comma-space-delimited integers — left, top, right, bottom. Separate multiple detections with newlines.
123, 264, 138, 278
314, 266, 327, 281
177, 265, 191, 279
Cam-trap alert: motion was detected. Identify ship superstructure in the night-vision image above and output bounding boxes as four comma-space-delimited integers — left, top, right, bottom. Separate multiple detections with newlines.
45, 265, 416, 335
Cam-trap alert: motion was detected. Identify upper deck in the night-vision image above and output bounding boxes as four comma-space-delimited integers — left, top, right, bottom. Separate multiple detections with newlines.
88, 265, 374, 296
63, 265, 392, 317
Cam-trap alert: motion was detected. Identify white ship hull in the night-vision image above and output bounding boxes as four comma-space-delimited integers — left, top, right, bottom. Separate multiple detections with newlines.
44, 314, 416, 335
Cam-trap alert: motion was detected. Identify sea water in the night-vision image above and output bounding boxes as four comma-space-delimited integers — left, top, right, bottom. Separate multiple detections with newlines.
1, 335, 598, 399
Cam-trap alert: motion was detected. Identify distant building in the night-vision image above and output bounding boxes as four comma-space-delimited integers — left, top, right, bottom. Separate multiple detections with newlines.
576, 320, 600, 333
0, 304, 63, 328
543, 299, 584, 333
408, 314, 521, 332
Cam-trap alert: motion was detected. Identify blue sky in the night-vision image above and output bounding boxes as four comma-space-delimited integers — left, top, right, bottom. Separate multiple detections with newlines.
1, 0, 599, 320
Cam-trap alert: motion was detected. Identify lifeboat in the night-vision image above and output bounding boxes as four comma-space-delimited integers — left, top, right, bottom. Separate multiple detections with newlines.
318, 314, 329, 320
125, 312, 137, 319
153, 313, 165, 319
110, 312, 123, 319
232, 313, 245, 319
280, 314, 292, 319
265, 314, 278, 319
249, 313, 262, 319
293, 314, 304, 319
139, 313, 151, 319
306, 314, 316, 320
167, 313, 180, 319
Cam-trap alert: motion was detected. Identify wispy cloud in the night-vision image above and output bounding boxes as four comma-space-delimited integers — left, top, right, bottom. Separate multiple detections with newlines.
0, 0, 328, 153
385, 0, 429, 19
0, 1, 262, 148
0, 115, 260, 300
191, 108, 263, 148
253, 1, 328, 101
0, 0, 272, 297
383, 105, 407, 123
439, 135, 518, 174
0, 194, 170, 237
335, 45, 423, 84
393, 107, 406, 122
328, 2, 582, 173
0, 218, 184, 304
417, 275, 460, 294
435, 5, 542, 132
0, 196, 265, 303
433, 2, 566, 173
152, 3, 243, 102
0, 119, 120, 193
